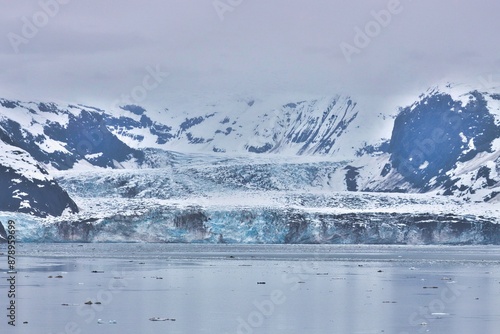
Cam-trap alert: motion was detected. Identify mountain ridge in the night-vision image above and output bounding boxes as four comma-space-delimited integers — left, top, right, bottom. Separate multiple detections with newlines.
0, 83, 499, 219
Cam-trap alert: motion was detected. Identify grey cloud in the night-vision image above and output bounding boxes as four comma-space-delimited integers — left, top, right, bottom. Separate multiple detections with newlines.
0, 0, 499, 107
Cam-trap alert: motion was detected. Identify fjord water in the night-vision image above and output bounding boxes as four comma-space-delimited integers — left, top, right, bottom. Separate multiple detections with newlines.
1, 244, 500, 333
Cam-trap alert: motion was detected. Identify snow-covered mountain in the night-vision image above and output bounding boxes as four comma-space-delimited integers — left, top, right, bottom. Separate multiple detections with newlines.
0, 94, 376, 167
0, 140, 78, 217
99, 95, 374, 158
350, 85, 500, 203
0, 83, 499, 243
0, 99, 144, 170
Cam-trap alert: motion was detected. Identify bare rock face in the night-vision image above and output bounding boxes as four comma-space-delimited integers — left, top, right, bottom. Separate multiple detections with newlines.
389, 90, 499, 190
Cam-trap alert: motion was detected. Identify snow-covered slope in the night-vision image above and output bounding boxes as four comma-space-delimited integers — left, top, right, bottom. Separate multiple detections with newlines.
0, 220, 7, 242
104, 95, 379, 158
0, 94, 384, 169
0, 99, 144, 170
0, 140, 78, 217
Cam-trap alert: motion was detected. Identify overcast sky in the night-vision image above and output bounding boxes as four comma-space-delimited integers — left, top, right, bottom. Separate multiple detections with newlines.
1, 0, 499, 109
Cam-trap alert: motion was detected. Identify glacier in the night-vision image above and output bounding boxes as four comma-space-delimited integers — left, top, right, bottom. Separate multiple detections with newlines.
3, 195, 499, 244
4, 151, 499, 244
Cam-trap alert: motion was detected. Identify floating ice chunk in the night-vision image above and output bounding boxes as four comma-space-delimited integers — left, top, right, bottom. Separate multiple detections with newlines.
459, 132, 467, 143
418, 161, 429, 170
149, 317, 176, 321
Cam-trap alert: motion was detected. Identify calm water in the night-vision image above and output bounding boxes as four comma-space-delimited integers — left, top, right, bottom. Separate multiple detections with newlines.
1, 244, 500, 333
